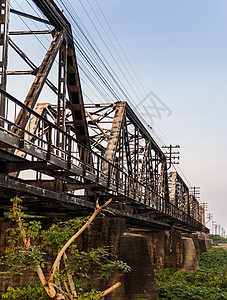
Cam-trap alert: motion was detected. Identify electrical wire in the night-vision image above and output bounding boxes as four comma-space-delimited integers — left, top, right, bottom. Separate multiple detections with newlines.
11, 0, 182, 157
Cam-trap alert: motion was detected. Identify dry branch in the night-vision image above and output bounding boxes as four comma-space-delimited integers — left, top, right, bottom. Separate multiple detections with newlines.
12, 197, 117, 299
48, 197, 112, 284
97, 282, 121, 298
63, 252, 77, 298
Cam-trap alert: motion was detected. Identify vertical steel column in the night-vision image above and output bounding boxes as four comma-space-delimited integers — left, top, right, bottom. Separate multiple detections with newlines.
120, 124, 124, 171
0, 0, 10, 119
57, 44, 67, 129
134, 126, 139, 179
133, 126, 139, 198
57, 43, 67, 150
102, 102, 126, 173
123, 116, 132, 176
148, 146, 154, 188
185, 192, 190, 216
170, 172, 177, 205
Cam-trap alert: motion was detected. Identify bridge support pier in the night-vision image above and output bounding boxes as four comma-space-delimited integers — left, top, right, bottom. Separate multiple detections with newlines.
0, 216, 212, 298
77, 217, 158, 300
0, 217, 158, 299
182, 233, 201, 256
135, 230, 184, 269
119, 233, 158, 299
183, 233, 212, 254
179, 237, 199, 271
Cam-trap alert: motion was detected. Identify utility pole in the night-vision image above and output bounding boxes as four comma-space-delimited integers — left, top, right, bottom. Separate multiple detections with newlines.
162, 145, 180, 168
218, 225, 221, 236
201, 202, 207, 225
215, 224, 218, 235
202, 202, 208, 211
190, 186, 200, 201
212, 221, 216, 234
205, 212, 212, 225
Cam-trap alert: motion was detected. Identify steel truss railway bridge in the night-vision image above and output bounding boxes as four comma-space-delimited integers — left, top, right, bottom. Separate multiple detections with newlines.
0, 0, 208, 233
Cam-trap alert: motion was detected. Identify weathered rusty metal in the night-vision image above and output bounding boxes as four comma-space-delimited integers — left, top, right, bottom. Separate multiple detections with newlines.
13, 30, 64, 132
102, 102, 126, 173
0, 0, 208, 233
32, 0, 90, 149
0, 0, 10, 119
169, 171, 189, 213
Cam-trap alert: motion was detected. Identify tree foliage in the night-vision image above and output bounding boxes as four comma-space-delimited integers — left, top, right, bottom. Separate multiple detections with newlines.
1, 197, 131, 299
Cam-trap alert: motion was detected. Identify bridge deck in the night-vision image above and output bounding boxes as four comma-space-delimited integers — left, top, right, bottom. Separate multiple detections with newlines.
0, 89, 206, 232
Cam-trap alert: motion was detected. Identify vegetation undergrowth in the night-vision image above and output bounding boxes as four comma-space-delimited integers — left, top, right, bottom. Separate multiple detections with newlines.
209, 234, 227, 246
155, 248, 227, 300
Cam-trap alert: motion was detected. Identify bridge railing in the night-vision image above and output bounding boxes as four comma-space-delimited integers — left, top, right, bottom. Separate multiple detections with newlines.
0, 88, 203, 230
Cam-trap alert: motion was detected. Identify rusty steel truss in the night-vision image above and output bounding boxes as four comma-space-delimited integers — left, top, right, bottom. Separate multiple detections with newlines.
0, 0, 207, 232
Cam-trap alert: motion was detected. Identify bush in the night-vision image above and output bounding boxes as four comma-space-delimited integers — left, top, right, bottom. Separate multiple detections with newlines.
156, 283, 227, 300
199, 248, 227, 275
155, 248, 227, 299
209, 235, 227, 245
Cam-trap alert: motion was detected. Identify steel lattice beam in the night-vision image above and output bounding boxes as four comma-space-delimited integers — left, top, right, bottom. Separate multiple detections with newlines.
13, 31, 64, 132
0, 0, 10, 118
0, 0, 208, 233
32, 0, 90, 148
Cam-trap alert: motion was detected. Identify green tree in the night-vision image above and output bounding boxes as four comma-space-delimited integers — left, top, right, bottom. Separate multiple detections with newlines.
1, 197, 131, 299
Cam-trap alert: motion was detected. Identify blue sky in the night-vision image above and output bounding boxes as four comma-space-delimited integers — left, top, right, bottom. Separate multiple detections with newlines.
97, 0, 227, 232
9, 0, 227, 233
